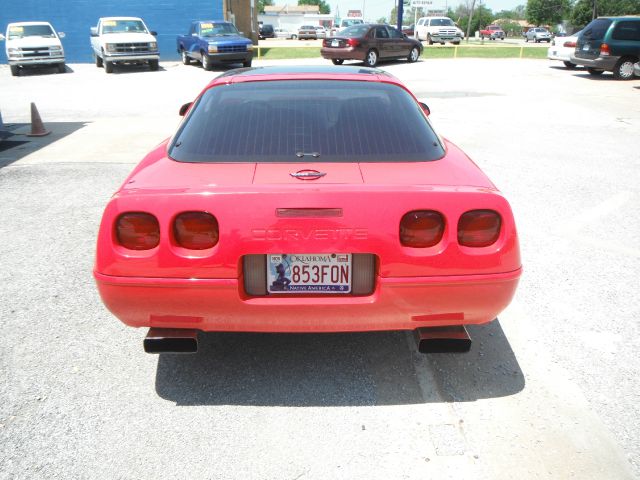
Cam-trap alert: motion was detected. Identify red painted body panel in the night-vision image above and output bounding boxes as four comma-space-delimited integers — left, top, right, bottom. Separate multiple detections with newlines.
94, 68, 522, 333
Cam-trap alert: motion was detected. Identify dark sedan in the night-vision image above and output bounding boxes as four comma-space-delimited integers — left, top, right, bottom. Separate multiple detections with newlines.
321, 24, 423, 67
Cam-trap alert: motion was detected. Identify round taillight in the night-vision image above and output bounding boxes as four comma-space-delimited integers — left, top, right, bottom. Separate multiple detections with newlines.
116, 212, 160, 250
457, 210, 501, 247
174, 212, 219, 250
400, 210, 445, 248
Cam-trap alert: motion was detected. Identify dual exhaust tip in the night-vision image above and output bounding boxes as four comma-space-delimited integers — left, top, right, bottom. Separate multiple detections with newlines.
143, 326, 472, 354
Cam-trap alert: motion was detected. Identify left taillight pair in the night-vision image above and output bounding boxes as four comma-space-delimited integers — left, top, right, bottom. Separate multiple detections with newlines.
400, 209, 502, 248
115, 212, 219, 251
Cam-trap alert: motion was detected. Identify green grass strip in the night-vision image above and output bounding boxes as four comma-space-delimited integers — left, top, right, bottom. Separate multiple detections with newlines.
257, 47, 321, 60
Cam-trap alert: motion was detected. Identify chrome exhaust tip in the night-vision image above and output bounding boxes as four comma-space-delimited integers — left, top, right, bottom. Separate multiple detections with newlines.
143, 328, 198, 354
414, 325, 471, 353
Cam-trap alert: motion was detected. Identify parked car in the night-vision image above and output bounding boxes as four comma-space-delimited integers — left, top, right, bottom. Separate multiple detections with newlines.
177, 21, 253, 70
298, 25, 318, 40
275, 28, 297, 39
1, 21, 65, 76
480, 25, 506, 40
571, 16, 640, 80
415, 16, 463, 45
525, 27, 552, 43
90, 17, 159, 73
321, 24, 423, 67
315, 26, 327, 38
635, 61, 640, 77
93, 65, 522, 355
402, 24, 415, 36
547, 30, 583, 68
259, 24, 275, 40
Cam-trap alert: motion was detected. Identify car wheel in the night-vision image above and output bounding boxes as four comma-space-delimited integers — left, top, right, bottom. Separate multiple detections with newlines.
587, 67, 604, 76
181, 49, 190, 65
104, 60, 113, 73
613, 57, 636, 80
10, 65, 19, 76
407, 46, 419, 63
95, 54, 103, 67
292, 34, 297, 39
57, 63, 66, 74
427, 34, 433, 45
364, 49, 378, 67
202, 52, 212, 71
563, 61, 577, 69
243, 60, 252, 67
525, 37, 528, 43
149, 59, 159, 71
453, 41, 460, 45
331, 58, 344, 65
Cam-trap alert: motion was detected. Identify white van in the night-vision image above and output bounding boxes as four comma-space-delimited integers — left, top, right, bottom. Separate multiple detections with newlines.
1, 22, 66, 76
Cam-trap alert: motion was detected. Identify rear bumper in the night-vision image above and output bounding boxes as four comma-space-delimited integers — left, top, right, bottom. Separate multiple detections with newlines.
321, 47, 365, 61
570, 54, 619, 71
94, 268, 522, 332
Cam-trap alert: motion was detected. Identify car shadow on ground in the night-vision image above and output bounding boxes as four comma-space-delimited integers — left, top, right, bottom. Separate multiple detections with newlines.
155, 319, 524, 406
11, 65, 74, 76
106, 64, 167, 75
0, 122, 88, 168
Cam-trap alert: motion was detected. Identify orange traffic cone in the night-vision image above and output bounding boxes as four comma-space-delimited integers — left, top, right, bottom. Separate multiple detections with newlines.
27, 102, 50, 137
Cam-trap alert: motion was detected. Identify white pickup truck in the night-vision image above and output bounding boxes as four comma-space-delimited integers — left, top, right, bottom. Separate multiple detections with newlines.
90, 17, 159, 73
0, 22, 66, 76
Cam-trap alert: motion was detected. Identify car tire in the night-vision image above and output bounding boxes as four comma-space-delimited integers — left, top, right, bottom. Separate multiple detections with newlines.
10, 65, 19, 76
104, 60, 113, 73
331, 59, 344, 65
427, 34, 433, 45
525, 37, 528, 43
364, 49, 378, 67
243, 60, 252, 67
563, 61, 577, 69
149, 59, 159, 71
95, 54, 103, 68
453, 41, 460, 45
407, 46, 420, 63
613, 57, 636, 80
57, 63, 66, 74
202, 52, 212, 71
292, 34, 297, 39
181, 49, 190, 65
587, 67, 604, 76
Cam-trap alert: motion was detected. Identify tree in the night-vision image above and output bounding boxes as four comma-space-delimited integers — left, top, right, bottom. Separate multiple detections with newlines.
526, 0, 571, 26
298, 0, 331, 14
570, 0, 640, 28
258, 0, 274, 14
376, 17, 388, 24
388, 6, 425, 26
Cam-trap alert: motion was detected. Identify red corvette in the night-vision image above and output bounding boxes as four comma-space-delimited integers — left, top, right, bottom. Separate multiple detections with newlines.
94, 66, 521, 354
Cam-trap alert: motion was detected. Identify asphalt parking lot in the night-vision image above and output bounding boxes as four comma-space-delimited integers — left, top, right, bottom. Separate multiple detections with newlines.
1, 57, 639, 479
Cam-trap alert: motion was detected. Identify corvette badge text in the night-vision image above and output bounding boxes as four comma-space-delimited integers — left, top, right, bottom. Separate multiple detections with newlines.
252, 228, 368, 241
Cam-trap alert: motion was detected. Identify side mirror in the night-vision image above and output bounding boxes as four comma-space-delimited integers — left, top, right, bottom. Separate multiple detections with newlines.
179, 102, 192, 116
90, 27, 98, 37
58, 32, 66, 39
419, 102, 430, 116
150, 31, 158, 36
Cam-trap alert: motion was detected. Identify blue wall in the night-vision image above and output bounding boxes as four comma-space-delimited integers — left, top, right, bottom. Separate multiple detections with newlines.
1, 1, 223, 63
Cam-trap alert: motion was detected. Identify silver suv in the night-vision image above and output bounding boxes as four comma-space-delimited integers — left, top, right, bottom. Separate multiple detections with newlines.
525, 27, 551, 43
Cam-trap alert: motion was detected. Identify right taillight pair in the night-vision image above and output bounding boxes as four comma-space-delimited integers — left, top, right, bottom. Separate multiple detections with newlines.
115, 212, 219, 251
400, 210, 501, 248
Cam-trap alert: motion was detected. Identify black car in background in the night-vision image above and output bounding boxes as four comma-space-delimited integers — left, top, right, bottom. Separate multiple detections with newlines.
571, 16, 640, 80
259, 24, 275, 40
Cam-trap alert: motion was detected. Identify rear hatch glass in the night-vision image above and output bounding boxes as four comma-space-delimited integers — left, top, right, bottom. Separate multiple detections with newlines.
576, 18, 612, 57
170, 80, 444, 163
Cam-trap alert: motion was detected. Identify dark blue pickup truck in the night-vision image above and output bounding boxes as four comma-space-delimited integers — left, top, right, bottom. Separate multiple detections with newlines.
177, 21, 253, 70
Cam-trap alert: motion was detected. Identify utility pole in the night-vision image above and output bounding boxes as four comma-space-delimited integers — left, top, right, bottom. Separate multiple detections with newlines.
398, 0, 404, 31
465, 0, 476, 43
592, 0, 597, 20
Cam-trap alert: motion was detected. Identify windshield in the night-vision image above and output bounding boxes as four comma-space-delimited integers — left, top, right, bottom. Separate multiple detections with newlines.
582, 18, 612, 41
101, 20, 147, 34
7, 24, 55, 39
342, 25, 370, 37
432, 19, 454, 27
170, 80, 444, 163
201, 22, 240, 36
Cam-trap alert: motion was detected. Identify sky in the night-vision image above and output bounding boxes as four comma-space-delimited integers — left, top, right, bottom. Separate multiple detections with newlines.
274, 0, 525, 23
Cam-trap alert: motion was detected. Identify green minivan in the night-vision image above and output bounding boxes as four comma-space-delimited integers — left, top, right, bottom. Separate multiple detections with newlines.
572, 16, 640, 80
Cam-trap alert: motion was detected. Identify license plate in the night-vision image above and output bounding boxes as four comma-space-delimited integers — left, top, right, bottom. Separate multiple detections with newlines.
267, 253, 351, 294
331, 39, 339, 47
583, 45, 589, 51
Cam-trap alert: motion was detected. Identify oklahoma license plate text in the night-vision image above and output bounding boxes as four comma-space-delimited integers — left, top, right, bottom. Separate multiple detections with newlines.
267, 253, 352, 294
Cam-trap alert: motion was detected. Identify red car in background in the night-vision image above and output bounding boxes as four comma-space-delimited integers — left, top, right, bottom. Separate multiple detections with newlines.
94, 66, 522, 355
